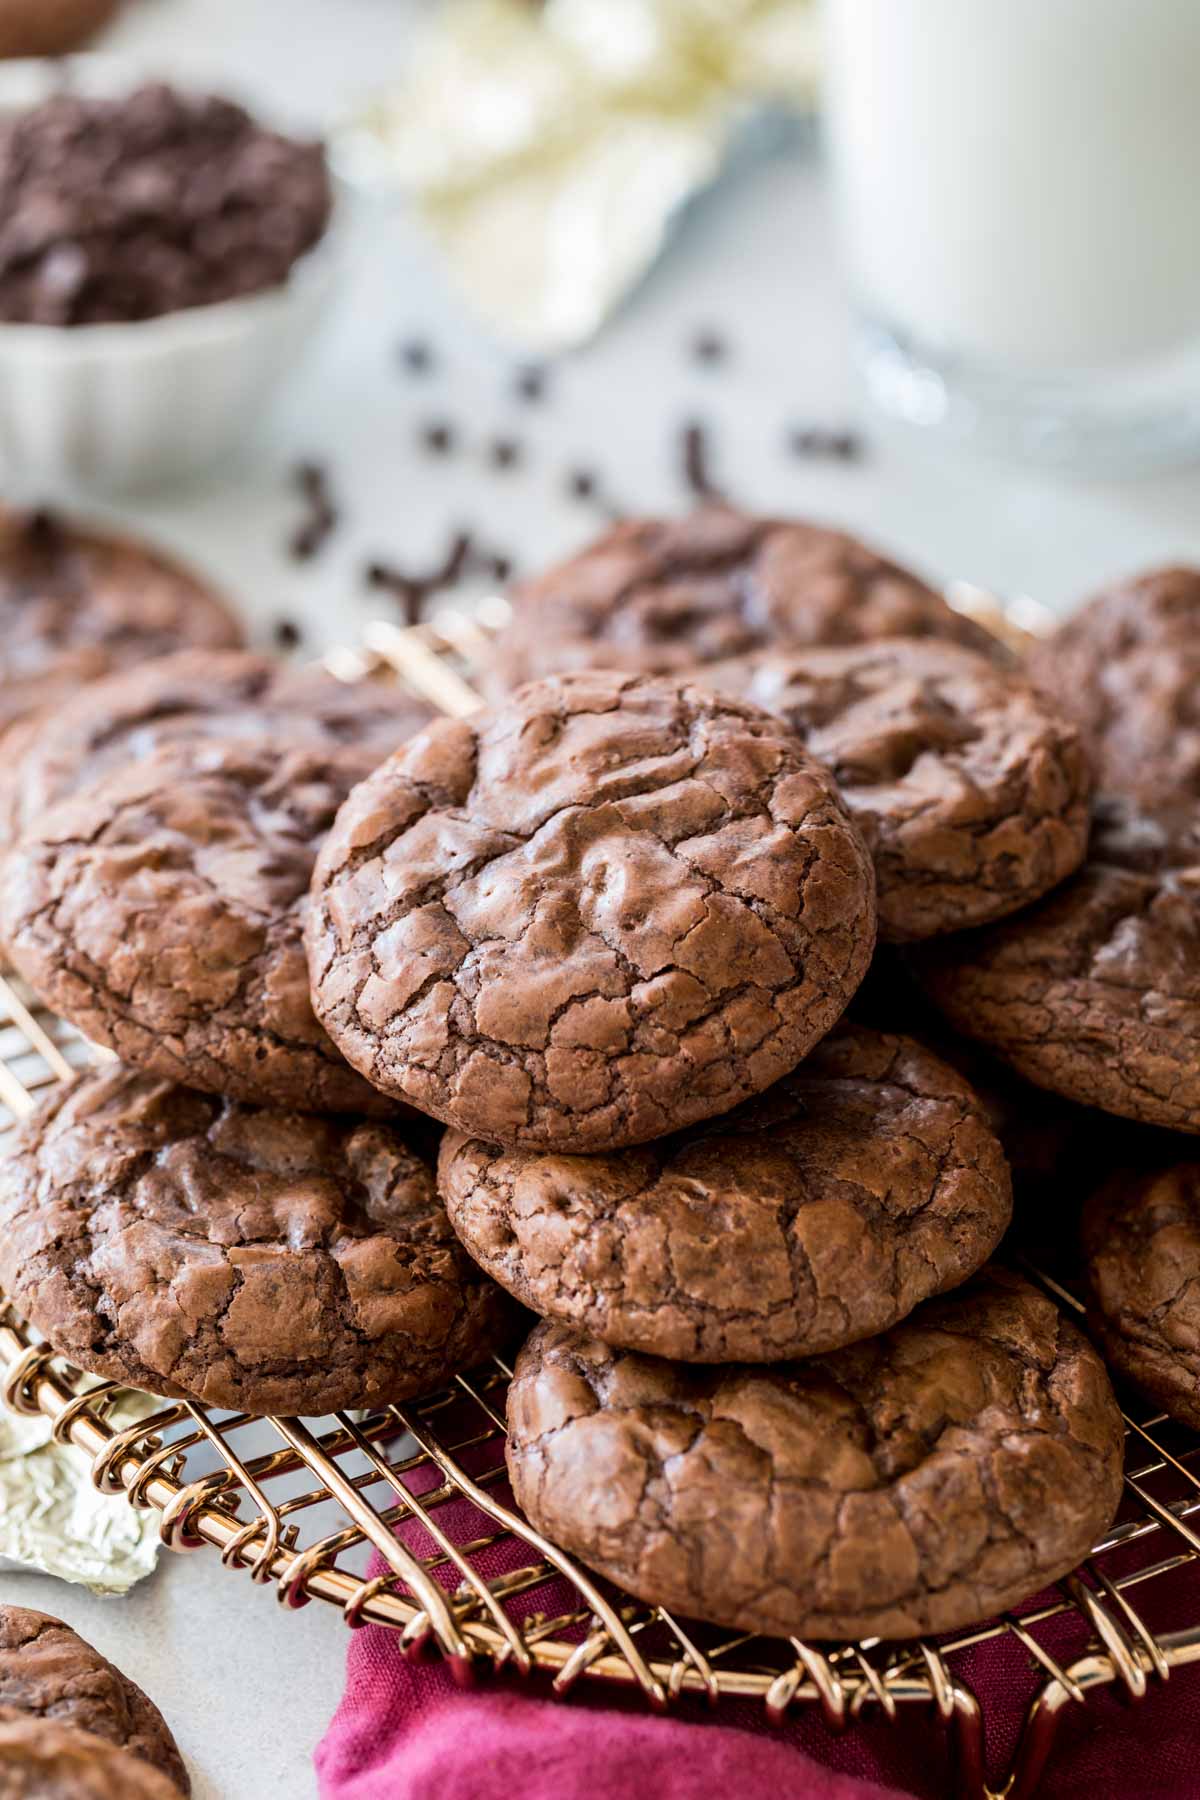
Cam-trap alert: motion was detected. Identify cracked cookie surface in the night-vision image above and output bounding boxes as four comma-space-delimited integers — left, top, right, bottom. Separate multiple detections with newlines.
712, 638, 1090, 941
0, 1065, 514, 1415
0, 1608, 187, 1793
0, 1712, 185, 1799
1083, 1161, 1200, 1428
505, 1268, 1125, 1641
1027, 566, 1200, 798
0, 506, 241, 741
490, 508, 1001, 695
306, 670, 877, 1151
440, 1022, 1012, 1360
915, 795, 1200, 1134
0, 647, 434, 857
2, 680, 432, 1110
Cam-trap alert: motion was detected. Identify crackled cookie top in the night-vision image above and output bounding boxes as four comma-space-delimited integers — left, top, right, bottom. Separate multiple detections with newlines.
2, 690, 430, 1111
0, 1712, 186, 1799
917, 796, 1200, 1134
716, 637, 1090, 940
1029, 567, 1200, 799
0, 1609, 187, 1794
505, 1269, 1125, 1642
1083, 1162, 1200, 1428
0, 507, 241, 740
0, 1066, 512, 1416
440, 1023, 1012, 1360
490, 508, 1000, 694
0, 647, 433, 855
306, 670, 877, 1151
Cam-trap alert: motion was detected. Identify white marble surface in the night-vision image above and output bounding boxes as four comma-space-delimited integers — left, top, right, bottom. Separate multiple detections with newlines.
3, 4, 1200, 1797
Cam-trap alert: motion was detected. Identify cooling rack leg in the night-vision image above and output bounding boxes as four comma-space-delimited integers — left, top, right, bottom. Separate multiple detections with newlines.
946, 1685, 989, 1800
1003, 1678, 1073, 1800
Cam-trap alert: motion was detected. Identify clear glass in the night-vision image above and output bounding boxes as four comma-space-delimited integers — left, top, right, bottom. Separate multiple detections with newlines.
822, 0, 1200, 470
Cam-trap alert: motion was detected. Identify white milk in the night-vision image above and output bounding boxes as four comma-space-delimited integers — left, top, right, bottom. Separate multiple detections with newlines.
824, 0, 1200, 371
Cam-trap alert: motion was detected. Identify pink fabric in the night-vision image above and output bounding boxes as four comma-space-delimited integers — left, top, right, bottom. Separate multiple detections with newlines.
316, 1437, 1200, 1800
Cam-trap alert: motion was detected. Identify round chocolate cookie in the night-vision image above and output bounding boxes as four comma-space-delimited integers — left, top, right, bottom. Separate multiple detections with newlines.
0, 1065, 513, 1415
915, 795, 1200, 1134
0, 1713, 184, 1799
0, 0, 117, 56
1027, 567, 1200, 798
2, 672, 432, 1110
1083, 1162, 1200, 1428
0, 1609, 186, 1794
0, 647, 434, 856
505, 1269, 1126, 1641
307, 670, 877, 1151
491, 508, 1002, 694
440, 1022, 1012, 1360
0, 508, 241, 741
716, 637, 1090, 940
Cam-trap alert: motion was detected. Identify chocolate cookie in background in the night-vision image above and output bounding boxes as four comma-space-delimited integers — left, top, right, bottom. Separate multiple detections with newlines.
1, 669, 432, 1111
913, 794, 1200, 1135
0, 1711, 185, 1798
307, 670, 877, 1152
1082, 1157, 1200, 1429
0, 508, 242, 742
440, 1022, 1012, 1361
0, 83, 331, 325
711, 637, 1091, 940
0, 0, 117, 55
0, 647, 434, 857
488, 508, 1005, 695
0, 1607, 187, 1793
0, 1065, 514, 1415
505, 1268, 1125, 1642
1026, 566, 1200, 798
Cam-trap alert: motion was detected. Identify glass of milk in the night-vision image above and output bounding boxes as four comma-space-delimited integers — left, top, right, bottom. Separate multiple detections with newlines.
823, 0, 1200, 468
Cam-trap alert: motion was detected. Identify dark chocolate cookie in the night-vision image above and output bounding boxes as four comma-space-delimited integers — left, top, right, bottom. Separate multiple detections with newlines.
2, 673, 432, 1110
0, 1065, 513, 1415
0, 1609, 186, 1794
0, 508, 241, 741
307, 670, 877, 1151
915, 795, 1200, 1134
715, 637, 1090, 940
0, 1713, 184, 1798
490, 508, 1001, 694
440, 1022, 1012, 1360
1082, 1161, 1200, 1428
505, 1269, 1126, 1641
1027, 567, 1200, 798
0, 647, 434, 856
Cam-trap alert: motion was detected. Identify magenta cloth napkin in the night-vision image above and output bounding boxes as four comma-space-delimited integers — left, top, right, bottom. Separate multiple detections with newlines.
316, 1442, 1200, 1800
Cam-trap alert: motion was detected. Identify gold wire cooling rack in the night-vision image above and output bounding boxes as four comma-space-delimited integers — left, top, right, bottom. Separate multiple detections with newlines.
1, 595, 1199, 1800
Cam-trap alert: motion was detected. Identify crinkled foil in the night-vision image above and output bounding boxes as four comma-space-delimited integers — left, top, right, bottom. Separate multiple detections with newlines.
335, 0, 818, 350
0, 1393, 161, 1595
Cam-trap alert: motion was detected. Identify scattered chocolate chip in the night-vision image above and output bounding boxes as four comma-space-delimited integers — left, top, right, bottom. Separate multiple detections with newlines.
399, 338, 435, 375
788, 425, 866, 462
681, 420, 725, 503
483, 553, 512, 583
566, 468, 597, 501
690, 329, 728, 365
365, 529, 477, 626
273, 617, 303, 650
488, 437, 522, 470
514, 364, 547, 404
420, 421, 456, 456
287, 460, 338, 562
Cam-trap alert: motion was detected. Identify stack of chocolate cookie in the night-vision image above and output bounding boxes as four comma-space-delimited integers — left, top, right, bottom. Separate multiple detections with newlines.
7, 504, 1199, 1652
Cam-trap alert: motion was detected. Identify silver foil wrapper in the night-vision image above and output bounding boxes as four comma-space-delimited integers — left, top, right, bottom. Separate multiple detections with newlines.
337, 0, 818, 350
0, 1394, 161, 1595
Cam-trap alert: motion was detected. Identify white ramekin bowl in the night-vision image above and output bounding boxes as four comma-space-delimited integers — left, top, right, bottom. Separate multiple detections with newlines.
0, 56, 346, 493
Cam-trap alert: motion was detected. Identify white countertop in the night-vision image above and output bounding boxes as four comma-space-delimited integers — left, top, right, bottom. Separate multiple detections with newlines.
3, 4, 1200, 1796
